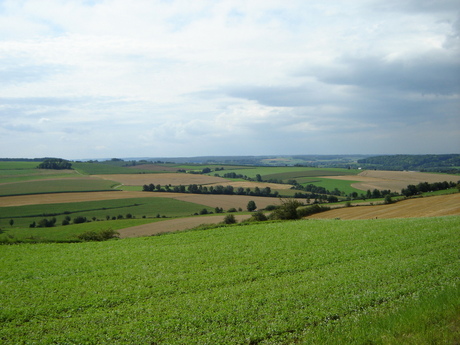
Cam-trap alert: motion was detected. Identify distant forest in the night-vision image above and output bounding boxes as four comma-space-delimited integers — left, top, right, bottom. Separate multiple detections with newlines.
357, 154, 460, 173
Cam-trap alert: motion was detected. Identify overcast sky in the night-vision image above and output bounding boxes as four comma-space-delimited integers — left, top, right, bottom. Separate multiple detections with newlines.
1, 0, 459, 159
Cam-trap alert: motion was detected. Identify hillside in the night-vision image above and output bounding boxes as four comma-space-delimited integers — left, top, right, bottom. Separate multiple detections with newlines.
1, 217, 458, 344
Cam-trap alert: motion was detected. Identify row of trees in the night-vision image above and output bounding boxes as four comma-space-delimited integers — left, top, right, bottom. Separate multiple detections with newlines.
142, 183, 279, 197
401, 181, 458, 197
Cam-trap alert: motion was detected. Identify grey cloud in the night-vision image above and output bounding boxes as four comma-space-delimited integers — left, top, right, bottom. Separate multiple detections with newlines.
309, 53, 460, 95
370, 0, 460, 13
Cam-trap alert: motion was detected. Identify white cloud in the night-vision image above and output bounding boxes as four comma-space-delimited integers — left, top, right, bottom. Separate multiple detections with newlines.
0, 0, 458, 158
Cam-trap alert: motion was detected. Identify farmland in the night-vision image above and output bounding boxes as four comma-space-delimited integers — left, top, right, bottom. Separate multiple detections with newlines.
1, 216, 459, 344
1, 157, 460, 343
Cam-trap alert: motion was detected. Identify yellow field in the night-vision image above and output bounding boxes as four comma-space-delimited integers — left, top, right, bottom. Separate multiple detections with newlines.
323, 170, 459, 192
307, 193, 460, 220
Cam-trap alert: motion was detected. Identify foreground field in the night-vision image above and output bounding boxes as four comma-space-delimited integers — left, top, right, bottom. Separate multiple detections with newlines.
307, 193, 460, 220
0, 217, 458, 344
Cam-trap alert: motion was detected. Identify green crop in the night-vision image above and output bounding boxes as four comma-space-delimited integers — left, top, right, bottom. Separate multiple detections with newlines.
0, 216, 458, 344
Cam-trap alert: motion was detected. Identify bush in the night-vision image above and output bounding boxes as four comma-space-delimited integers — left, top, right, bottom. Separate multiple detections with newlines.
297, 204, 331, 218
264, 205, 278, 211
223, 214, 237, 224
249, 211, 268, 222
269, 199, 304, 220
227, 208, 237, 213
77, 229, 119, 242
199, 209, 209, 215
73, 216, 87, 224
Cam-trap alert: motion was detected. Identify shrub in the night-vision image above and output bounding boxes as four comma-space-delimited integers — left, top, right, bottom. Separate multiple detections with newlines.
249, 211, 268, 222
297, 204, 331, 218
199, 209, 209, 215
264, 205, 278, 211
223, 214, 237, 224
77, 229, 119, 242
269, 199, 304, 220
227, 208, 237, 213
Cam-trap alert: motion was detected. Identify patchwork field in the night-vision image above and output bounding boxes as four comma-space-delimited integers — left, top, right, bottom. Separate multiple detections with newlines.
0, 191, 287, 210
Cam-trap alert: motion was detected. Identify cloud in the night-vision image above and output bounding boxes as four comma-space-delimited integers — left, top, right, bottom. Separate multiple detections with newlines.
0, 0, 458, 158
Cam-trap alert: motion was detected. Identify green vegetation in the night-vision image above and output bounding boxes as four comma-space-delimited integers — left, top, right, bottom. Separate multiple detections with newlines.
0, 179, 119, 196
0, 216, 458, 344
37, 158, 72, 170
0, 197, 214, 242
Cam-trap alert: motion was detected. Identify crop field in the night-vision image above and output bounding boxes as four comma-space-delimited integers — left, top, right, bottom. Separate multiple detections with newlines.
350, 170, 460, 192
0, 178, 119, 196
307, 193, 460, 220
0, 216, 458, 344
0, 196, 214, 230
94, 173, 229, 186
212, 167, 358, 180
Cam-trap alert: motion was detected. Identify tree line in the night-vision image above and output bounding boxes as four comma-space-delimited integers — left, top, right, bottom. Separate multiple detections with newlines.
142, 183, 279, 197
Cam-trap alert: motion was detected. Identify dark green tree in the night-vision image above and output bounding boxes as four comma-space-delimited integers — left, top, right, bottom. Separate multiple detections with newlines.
247, 200, 257, 212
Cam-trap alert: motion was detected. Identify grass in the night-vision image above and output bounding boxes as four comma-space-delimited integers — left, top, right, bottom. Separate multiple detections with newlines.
0, 216, 458, 344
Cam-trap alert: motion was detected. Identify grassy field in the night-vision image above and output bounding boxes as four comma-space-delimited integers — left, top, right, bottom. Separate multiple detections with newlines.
0, 216, 458, 344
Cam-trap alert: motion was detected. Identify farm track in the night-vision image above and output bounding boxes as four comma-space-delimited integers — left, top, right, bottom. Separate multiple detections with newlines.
307, 193, 460, 220
118, 214, 252, 238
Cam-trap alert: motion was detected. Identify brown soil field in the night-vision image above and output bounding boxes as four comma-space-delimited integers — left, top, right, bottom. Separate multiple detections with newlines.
322, 170, 459, 192
94, 173, 229, 186
118, 214, 252, 238
307, 193, 460, 220
0, 191, 293, 210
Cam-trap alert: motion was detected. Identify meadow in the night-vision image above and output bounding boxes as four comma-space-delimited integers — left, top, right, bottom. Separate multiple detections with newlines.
0, 216, 458, 344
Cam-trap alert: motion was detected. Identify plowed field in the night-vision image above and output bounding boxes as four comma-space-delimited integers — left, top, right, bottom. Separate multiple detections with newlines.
323, 170, 459, 192
307, 193, 460, 220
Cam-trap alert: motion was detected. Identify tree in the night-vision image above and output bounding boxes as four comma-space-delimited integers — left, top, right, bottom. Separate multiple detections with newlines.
247, 200, 257, 212
9, 219, 14, 226
37, 158, 72, 170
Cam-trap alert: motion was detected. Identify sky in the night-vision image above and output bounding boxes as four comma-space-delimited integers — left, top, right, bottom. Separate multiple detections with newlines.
0, 0, 459, 159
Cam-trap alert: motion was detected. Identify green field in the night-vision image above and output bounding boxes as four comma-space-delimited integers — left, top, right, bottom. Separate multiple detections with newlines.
214, 167, 359, 180
0, 197, 213, 234
0, 216, 458, 344
0, 179, 119, 196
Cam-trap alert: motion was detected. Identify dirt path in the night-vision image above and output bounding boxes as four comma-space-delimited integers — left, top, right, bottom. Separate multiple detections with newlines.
118, 214, 252, 238
307, 193, 460, 220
